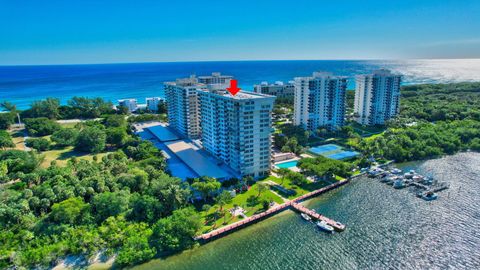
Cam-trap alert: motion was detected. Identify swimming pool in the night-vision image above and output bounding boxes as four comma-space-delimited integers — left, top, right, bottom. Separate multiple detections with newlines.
275, 160, 298, 168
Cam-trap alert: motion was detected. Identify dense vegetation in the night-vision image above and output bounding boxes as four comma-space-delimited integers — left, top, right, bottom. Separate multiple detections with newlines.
356, 82, 480, 162
0, 98, 202, 268
297, 155, 353, 179
400, 82, 480, 122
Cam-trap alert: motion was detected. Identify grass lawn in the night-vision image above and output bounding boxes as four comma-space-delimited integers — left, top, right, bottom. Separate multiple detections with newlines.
266, 175, 332, 199
10, 129, 26, 150
41, 146, 111, 167
59, 122, 79, 128
198, 183, 284, 233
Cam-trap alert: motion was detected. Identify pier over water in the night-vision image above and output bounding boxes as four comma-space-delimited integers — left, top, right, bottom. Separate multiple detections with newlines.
195, 179, 349, 242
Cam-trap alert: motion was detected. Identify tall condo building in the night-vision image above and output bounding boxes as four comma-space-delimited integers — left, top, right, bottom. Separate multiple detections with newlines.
164, 75, 203, 138
197, 72, 233, 84
253, 81, 295, 99
197, 87, 275, 178
293, 72, 347, 131
354, 69, 402, 126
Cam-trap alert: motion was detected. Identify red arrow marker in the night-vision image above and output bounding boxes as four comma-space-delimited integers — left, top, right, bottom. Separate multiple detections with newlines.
226, 79, 241, 96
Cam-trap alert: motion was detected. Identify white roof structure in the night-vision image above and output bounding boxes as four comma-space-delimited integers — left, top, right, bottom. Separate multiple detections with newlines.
164, 141, 230, 179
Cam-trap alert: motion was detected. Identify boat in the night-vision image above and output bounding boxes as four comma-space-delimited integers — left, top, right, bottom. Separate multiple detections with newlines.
393, 179, 406, 189
300, 213, 312, 221
391, 168, 402, 174
316, 221, 334, 233
382, 174, 398, 184
422, 177, 433, 185
403, 170, 416, 179
419, 191, 438, 201
412, 174, 424, 182
368, 168, 385, 177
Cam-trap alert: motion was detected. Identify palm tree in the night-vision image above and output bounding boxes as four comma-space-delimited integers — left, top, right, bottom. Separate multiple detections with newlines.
255, 183, 268, 198
277, 168, 290, 186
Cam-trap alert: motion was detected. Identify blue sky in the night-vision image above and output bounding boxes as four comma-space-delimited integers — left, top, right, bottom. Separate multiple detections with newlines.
1, 0, 480, 65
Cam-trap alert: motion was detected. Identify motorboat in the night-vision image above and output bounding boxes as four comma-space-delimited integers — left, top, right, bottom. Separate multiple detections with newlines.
422, 177, 434, 185
390, 168, 402, 174
301, 213, 312, 221
382, 174, 398, 184
420, 191, 438, 201
316, 221, 334, 233
368, 168, 385, 177
403, 170, 416, 179
393, 178, 406, 189
412, 174, 424, 182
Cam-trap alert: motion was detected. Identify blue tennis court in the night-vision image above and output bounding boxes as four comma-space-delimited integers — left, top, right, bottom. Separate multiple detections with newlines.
308, 144, 360, 160
327, 151, 360, 160
309, 144, 340, 155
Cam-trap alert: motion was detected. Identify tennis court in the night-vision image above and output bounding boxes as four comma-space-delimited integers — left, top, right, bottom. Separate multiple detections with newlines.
308, 144, 360, 160
327, 151, 360, 160
309, 144, 341, 155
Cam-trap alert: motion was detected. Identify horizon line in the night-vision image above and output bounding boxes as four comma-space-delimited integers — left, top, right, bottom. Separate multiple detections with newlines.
1, 57, 480, 68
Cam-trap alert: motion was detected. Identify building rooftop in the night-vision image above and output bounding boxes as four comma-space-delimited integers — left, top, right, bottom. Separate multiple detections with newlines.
200, 89, 275, 100
164, 140, 231, 180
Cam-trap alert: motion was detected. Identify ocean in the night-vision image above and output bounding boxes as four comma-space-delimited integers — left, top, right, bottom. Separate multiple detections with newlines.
133, 152, 480, 270
1, 59, 480, 110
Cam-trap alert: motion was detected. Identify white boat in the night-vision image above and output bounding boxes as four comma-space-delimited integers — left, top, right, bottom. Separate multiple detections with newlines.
412, 174, 424, 182
403, 170, 415, 179
316, 221, 334, 233
301, 213, 311, 221
391, 168, 402, 174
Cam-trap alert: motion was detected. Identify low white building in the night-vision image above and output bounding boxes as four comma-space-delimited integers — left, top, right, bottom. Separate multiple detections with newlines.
253, 81, 295, 99
118, 99, 138, 112
146, 97, 164, 112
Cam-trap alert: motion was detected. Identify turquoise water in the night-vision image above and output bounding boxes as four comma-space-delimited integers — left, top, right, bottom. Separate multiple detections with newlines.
134, 152, 480, 270
275, 160, 298, 168
2, 59, 480, 109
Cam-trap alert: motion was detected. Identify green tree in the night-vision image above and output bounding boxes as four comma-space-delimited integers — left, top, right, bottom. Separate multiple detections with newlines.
24, 117, 61, 136
277, 168, 290, 186
51, 128, 79, 147
50, 197, 90, 225
191, 177, 221, 201
0, 112, 15, 130
75, 126, 106, 153
104, 114, 126, 127
151, 208, 202, 252
91, 191, 130, 222
25, 138, 51, 151
215, 190, 233, 211
0, 130, 15, 149
26, 98, 61, 119
255, 182, 268, 198
106, 127, 128, 147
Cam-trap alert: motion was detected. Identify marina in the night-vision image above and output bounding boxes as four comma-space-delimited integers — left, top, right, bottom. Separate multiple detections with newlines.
368, 166, 450, 201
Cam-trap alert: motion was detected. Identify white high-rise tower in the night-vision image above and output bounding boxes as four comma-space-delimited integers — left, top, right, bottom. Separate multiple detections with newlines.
293, 72, 347, 131
354, 69, 402, 126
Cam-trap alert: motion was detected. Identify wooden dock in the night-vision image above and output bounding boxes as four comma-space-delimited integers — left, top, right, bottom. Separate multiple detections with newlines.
290, 202, 345, 231
194, 179, 349, 242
